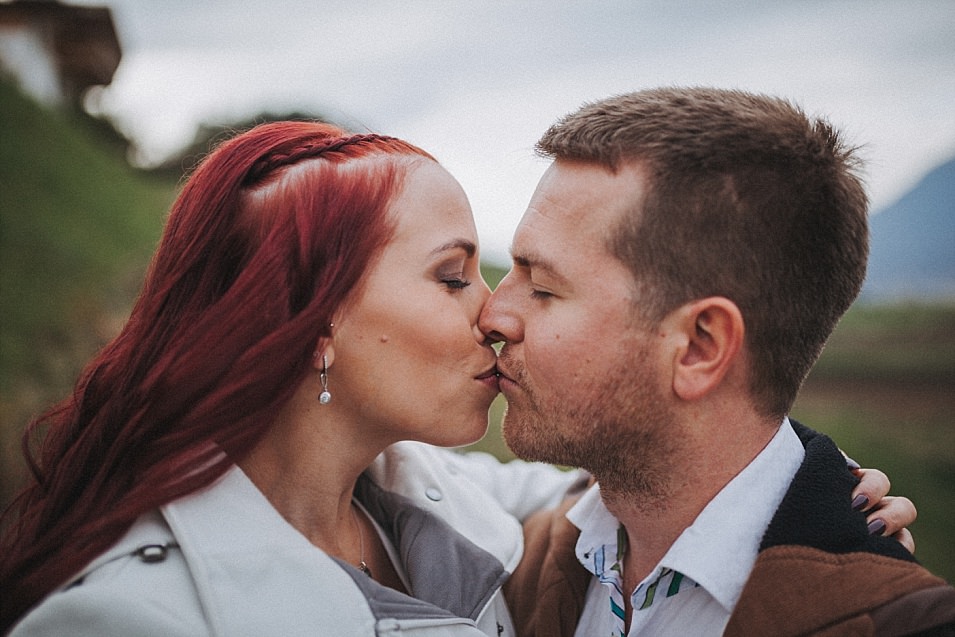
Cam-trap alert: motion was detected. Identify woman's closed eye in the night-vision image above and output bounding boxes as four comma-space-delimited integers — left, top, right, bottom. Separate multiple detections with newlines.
442, 276, 472, 290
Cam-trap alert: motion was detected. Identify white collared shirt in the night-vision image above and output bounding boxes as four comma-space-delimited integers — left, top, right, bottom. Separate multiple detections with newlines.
569, 418, 805, 637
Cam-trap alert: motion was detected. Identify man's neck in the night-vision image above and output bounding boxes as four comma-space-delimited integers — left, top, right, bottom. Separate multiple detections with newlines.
597, 414, 781, 620
599, 474, 713, 586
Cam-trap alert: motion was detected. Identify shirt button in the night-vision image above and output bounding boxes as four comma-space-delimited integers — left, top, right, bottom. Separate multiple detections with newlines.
425, 487, 443, 501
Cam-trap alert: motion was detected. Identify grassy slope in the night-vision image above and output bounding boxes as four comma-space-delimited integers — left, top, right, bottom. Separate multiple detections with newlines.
0, 79, 174, 496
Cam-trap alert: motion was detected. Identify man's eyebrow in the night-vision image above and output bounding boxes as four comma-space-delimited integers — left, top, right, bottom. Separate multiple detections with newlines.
430, 239, 476, 258
510, 250, 569, 284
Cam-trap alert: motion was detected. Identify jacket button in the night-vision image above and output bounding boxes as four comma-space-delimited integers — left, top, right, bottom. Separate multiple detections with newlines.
425, 487, 443, 501
136, 544, 169, 563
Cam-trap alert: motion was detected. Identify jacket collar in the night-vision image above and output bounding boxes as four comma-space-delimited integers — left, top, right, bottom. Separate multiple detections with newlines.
160, 467, 379, 636
760, 421, 916, 561
356, 472, 509, 620
160, 460, 507, 635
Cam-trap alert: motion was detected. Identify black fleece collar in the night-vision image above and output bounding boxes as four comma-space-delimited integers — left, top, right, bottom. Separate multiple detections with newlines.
759, 420, 917, 563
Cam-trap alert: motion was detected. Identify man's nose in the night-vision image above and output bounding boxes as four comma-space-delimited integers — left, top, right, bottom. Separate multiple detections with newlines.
479, 278, 521, 344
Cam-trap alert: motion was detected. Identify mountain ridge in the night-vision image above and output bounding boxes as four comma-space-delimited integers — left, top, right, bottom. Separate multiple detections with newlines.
861, 155, 955, 302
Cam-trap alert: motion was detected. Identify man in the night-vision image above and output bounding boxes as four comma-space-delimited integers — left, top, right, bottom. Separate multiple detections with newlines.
481, 87, 955, 636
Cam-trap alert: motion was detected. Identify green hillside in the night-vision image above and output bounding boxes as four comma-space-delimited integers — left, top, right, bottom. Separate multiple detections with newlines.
0, 79, 175, 496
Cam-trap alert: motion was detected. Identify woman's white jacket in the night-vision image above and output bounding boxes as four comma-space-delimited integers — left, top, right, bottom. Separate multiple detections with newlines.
10, 442, 582, 637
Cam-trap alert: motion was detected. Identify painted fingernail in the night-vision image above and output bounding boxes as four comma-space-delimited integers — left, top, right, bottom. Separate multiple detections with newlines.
868, 519, 887, 536
851, 494, 869, 511
845, 457, 861, 471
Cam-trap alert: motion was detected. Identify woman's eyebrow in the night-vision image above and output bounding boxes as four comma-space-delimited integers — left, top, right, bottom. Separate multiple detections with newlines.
430, 239, 476, 258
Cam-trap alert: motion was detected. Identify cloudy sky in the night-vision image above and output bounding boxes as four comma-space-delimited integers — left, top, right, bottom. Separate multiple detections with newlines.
75, 0, 955, 264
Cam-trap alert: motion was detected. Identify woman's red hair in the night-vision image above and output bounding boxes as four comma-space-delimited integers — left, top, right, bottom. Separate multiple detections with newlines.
0, 121, 434, 628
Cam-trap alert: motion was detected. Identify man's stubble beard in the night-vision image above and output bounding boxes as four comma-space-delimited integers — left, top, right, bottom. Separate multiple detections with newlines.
501, 344, 681, 505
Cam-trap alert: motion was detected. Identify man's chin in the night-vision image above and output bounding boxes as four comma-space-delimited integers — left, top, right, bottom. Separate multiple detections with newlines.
501, 413, 536, 460
501, 413, 565, 465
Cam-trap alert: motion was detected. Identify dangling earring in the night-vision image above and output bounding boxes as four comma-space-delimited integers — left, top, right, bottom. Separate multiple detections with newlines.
319, 355, 332, 404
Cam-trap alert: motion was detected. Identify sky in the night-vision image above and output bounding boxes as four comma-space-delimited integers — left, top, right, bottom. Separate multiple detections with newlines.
71, 0, 955, 264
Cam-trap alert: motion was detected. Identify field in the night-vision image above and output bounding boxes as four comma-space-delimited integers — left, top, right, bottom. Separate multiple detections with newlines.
790, 304, 955, 583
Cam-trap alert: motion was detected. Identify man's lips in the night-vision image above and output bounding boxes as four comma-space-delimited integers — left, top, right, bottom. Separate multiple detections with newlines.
494, 365, 515, 385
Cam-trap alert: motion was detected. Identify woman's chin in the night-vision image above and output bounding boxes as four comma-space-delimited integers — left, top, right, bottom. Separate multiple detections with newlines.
435, 415, 491, 449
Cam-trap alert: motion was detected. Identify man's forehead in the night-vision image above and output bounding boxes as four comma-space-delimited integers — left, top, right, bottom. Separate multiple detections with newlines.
526, 161, 644, 233
512, 198, 610, 260
510, 209, 566, 262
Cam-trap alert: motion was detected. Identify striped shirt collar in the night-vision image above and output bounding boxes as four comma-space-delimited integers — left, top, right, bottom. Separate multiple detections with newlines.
567, 418, 805, 614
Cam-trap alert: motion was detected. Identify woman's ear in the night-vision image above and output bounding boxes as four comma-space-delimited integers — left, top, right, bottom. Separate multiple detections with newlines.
312, 346, 335, 371
671, 297, 744, 401
312, 329, 336, 371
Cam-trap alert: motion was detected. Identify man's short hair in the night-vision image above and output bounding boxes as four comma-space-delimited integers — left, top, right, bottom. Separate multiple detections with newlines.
537, 87, 869, 418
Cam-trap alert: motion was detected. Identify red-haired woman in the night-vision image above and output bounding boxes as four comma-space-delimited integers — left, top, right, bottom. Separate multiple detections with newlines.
1, 122, 578, 636
0, 122, 910, 636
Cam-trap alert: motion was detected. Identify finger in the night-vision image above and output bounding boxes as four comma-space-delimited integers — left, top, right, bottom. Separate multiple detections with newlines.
851, 467, 891, 512
841, 449, 861, 471
866, 495, 917, 538
891, 528, 916, 555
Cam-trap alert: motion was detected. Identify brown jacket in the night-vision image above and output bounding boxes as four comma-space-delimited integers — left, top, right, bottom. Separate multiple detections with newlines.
506, 423, 955, 636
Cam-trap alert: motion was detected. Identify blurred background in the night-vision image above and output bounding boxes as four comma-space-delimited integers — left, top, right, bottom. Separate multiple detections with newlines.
2, 0, 953, 582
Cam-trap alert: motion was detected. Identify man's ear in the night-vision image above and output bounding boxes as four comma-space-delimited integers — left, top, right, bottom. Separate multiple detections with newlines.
670, 297, 744, 401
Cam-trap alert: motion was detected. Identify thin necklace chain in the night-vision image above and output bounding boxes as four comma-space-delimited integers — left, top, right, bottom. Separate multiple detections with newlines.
349, 503, 372, 577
